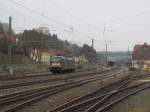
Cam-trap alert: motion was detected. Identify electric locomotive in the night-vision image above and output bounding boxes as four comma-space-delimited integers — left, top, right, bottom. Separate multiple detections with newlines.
49, 56, 75, 73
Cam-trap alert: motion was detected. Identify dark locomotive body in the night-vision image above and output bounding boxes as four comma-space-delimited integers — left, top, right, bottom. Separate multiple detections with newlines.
49, 56, 75, 73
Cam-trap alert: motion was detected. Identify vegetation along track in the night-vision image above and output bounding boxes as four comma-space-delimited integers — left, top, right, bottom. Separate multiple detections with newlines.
49, 74, 150, 112
0, 70, 124, 112
0, 68, 118, 90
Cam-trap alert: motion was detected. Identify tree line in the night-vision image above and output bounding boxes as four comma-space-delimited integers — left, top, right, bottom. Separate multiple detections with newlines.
0, 21, 97, 62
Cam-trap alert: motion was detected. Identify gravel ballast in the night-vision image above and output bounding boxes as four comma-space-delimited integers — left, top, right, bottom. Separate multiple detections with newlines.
18, 70, 129, 112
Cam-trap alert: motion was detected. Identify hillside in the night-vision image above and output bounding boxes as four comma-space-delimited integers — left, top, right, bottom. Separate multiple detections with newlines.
0, 52, 48, 74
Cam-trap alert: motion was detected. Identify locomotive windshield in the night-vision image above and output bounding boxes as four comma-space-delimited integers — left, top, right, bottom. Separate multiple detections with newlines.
51, 56, 65, 63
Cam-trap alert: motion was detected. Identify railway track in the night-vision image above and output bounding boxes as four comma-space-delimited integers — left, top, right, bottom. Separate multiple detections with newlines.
0, 72, 52, 81
0, 68, 118, 90
0, 67, 101, 81
95, 83, 150, 112
0, 70, 124, 112
48, 76, 150, 112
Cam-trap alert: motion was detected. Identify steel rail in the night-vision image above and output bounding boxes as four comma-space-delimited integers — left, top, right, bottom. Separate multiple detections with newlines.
48, 73, 131, 112
96, 84, 150, 112
84, 80, 150, 112
0, 70, 122, 101
0, 69, 118, 90
0, 67, 104, 81
56, 81, 149, 112
57, 75, 133, 112
0, 70, 124, 112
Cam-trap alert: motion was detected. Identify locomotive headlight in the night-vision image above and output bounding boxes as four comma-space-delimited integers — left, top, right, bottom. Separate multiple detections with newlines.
52, 63, 61, 67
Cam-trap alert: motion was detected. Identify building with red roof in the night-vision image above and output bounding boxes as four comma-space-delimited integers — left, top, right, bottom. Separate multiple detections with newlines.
132, 43, 150, 70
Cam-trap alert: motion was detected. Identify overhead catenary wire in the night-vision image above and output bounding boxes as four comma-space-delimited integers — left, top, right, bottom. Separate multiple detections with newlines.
3, 0, 150, 34
47, 0, 88, 24
3, 2, 150, 39
0, 7, 49, 27
7, 0, 69, 29
72, 10, 150, 27
0, 5, 69, 33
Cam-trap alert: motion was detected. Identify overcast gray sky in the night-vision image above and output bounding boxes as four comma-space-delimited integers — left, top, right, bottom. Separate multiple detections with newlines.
0, 0, 150, 51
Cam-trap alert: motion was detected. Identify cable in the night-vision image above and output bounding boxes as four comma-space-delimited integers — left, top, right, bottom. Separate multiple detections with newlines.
13, 19, 68, 32
107, 11, 149, 23
7, 0, 69, 29
0, 4, 69, 32
0, 7, 51, 27
72, 10, 150, 27
47, 0, 88, 24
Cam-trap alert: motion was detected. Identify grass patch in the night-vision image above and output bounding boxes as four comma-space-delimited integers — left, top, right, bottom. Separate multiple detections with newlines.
0, 52, 49, 74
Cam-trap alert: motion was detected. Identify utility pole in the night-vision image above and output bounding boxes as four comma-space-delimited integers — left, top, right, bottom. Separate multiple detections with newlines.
127, 47, 130, 68
8, 16, 13, 75
91, 38, 94, 48
22, 35, 25, 64
105, 43, 108, 66
104, 40, 117, 66
127, 47, 129, 60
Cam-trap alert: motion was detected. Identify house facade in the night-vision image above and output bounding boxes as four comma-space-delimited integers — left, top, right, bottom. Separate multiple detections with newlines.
27, 48, 66, 65
132, 43, 150, 71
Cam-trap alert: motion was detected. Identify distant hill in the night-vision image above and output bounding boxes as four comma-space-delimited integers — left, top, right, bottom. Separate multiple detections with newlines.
97, 51, 132, 61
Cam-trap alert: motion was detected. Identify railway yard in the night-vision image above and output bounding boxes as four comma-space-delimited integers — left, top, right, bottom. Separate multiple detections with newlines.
0, 67, 150, 112
1, 0, 150, 111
